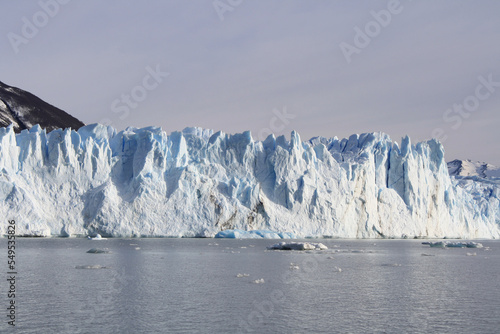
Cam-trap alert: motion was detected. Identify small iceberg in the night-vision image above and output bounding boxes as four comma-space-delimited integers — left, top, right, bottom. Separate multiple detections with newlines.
445, 242, 465, 248
381, 263, 402, 267
267, 242, 328, 251
75, 265, 108, 269
423, 241, 447, 248
252, 278, 265, 284
236, 273, 250, 278
215, 229, 296, 239
422, 241, 483, 248
87, 234, 107, 240
86, 248, 110, 254
465, 242, 483, 248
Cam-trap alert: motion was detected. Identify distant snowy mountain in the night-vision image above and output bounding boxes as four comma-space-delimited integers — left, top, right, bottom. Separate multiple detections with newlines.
448, 159, 500, 179
0, 81, 84, 133
0, 124, 499, 238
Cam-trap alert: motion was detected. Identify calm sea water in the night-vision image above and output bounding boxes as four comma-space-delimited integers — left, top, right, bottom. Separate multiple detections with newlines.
1, 238, 499, 333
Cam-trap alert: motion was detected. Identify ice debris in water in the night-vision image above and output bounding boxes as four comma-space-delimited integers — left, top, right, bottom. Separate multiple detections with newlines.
236, 273, 250, 278
422, 241, 483, 248
86, 248, 109, 254
252, 278, 265, 284
87, 234, 107, 240
75, 265, 108, 269
423, 241, 447, 248
215, 229, 296, 239
289, 263, 300, 270
267, 242, 328, 251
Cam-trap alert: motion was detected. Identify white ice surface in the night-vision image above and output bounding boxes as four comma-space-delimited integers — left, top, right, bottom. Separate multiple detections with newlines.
0, 124, 499, 238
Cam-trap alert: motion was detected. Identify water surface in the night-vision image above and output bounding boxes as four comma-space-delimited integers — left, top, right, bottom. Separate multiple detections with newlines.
2, 238, 499, 333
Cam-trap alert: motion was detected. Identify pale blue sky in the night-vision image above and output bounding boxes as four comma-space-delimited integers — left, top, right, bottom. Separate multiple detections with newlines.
1, 0, 499, 164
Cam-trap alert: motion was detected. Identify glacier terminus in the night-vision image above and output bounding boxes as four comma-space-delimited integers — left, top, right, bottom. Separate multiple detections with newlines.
0, 124, 498, 238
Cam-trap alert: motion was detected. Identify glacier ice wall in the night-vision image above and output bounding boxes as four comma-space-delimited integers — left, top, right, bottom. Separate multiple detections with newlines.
0, 124, 498, 238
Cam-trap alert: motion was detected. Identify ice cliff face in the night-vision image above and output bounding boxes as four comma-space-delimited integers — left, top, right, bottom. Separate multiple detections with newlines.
0, 124, 499, 238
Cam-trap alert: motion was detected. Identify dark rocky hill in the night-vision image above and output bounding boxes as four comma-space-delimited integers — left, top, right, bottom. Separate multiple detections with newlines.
0, 81, 84, 133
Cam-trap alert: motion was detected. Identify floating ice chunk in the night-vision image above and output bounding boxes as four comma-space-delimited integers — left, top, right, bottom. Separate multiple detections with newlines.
86, 248, 109, 254
445, 242, 465, 248
252, 278, 265, 284
215, 229, 262, 239
466, 252, 477, 256
422, 241, 483, 248
75, 265, 108, 269
333, 266, 342, 272
87, 234, 107, 240
423, 241, 447, 248
236, 273, 250, 278
267, 242, 328, 251
278, 232, 297, 239
289, 263, 300, 270
381, 263, 402, 267
215, 229, 296, 239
